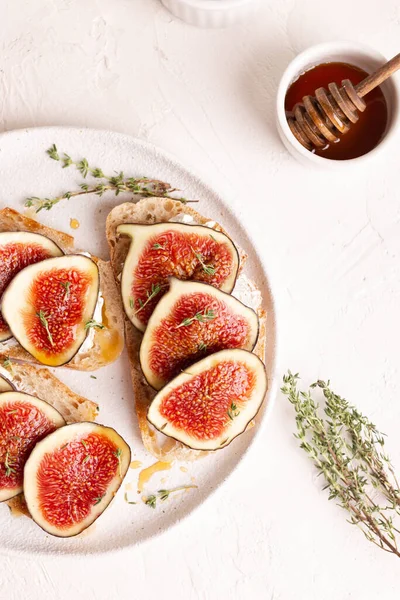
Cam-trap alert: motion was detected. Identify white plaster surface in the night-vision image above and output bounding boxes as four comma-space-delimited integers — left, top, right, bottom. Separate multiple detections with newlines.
1, 0, 400, 598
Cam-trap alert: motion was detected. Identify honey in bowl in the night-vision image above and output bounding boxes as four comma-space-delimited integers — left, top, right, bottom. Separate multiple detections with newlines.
285, 62, 388, 160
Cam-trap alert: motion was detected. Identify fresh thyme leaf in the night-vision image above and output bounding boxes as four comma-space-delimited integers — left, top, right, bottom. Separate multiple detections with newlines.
82, 455, 90, 464
198, 341, 207, 351
81, 440, 88, 449
282, 371, 400, 559
85, 320, 105, 331
176, 308, 216, 329
227, 402, 240, 420
78, 158, 89, 178
94, 495, 105, 505
145, 495, 157, 509
60, 281, 71, 301
124, 492, 137, 505
152, 243, 165, 250
129, 297, 134, 310
4, 451, 16, 477
26, 146, 198, 213
46, 144, 59, 161
36, 310, 55, 347
190, 246, 216, 276
144, 485, 198, 509
91, 168, 105, 178
6, 410, 18, 415
133, 283, 163, 316
62, 153, 73, 168
2, 357, 12, 372
90, 375, 97, 379
209, 234, 218, 242
158, 489, 170, 502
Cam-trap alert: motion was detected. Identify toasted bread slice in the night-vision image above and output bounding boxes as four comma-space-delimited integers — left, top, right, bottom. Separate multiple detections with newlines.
106, 198, 267, 461
0, 208, 124, 371
0, 359, 99, 516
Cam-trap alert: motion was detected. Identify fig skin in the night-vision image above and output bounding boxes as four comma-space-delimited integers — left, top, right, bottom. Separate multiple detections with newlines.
117, 222, 240, 332
0, 231, 64, 342
1, 254, 100, 367
147, 349, 268, 452
0, 373, 15, 392
140, 278, 260, 390
23, 422, 131, 538
0, 392, 66, 503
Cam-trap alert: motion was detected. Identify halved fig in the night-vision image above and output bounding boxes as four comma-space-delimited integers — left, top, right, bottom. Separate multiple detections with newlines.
0, 391, 65, 502
147, 349, 267, 451
117, 223, 239, 331
0, 232, 63, 342
1, 255, 100, 366
140, 278, 259, 390
24, 422, 131, 537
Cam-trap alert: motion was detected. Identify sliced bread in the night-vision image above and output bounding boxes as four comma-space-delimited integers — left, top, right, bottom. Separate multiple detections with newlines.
0, 208, 124, 371
106, 198, 267, 461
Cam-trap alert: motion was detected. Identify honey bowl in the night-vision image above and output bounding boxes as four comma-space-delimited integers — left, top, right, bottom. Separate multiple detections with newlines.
276, 41, 400, 168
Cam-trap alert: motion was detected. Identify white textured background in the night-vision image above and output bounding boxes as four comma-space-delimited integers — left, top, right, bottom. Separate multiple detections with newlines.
2, 1, 400, 598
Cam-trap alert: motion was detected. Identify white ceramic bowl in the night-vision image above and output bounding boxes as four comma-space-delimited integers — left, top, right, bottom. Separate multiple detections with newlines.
276, 41, 400, 168
161, 0, 260, 28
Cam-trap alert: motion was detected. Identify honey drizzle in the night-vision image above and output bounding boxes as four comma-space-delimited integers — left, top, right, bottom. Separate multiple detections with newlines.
137, 461, 172, 493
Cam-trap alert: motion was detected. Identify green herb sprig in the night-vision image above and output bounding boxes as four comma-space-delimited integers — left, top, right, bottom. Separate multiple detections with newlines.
60, 281, 71, 301
4, 451, 16, 477
176, 308, 215, 329
3, 357, 13, 373
25, 145, 198, 213
282, 372, 400, 558
190, 246, 216, 276
85, 320, 105, 331
36, 310, 55, 347
144, 485, 197, 509
227, 402, 240, 420
132, 283, 164, 316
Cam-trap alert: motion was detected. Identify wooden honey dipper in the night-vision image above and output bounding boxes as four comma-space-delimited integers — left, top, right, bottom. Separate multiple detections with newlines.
287, 53, 400, 151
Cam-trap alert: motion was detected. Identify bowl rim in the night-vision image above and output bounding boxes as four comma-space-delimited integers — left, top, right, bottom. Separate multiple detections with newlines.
163, 0, 256, 9
276, 40, 400, 166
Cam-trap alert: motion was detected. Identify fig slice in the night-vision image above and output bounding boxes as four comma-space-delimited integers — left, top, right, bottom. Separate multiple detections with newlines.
23, 422, 131, 538
147, 349, 267, 451
0, 391, 65, 502
140, 278, 259, 390
1, 255, 100, 366
117, 223, 240, 331
0, 232, 63, 342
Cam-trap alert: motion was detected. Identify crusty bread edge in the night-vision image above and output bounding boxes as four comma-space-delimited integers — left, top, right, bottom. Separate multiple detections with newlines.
0, 209, 125, 371
106, 198, 267, 461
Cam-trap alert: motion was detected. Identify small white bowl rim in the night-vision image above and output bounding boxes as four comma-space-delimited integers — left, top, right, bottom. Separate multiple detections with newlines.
165, 0, 256, 9
276, 40, 400, 166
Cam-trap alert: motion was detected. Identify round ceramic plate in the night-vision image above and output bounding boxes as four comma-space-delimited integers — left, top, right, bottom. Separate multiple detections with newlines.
0, 127, 277, 556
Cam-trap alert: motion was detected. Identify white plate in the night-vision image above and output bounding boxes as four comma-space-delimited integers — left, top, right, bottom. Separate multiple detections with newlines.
0, 127, 277, 556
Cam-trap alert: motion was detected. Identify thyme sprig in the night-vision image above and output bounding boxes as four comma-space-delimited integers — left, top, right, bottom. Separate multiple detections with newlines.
60, 281, 71, 301
36, 310, 55, 347
176, 308, 215, 329
282, 372, 400, 558
144, 485, 197, 509
85, 320, 105, 331
132, 283, 164, 316
3, 357, 13, 373
190, 246, 216, 276
4, 451, 16, 477
25, 145, 198, 213
227, 402, 240, 420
